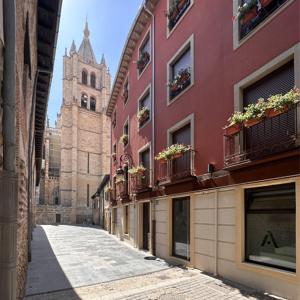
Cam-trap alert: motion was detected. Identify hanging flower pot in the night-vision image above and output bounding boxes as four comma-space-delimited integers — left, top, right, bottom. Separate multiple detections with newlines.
224, 123, 242, 136
244, 117, 262, 128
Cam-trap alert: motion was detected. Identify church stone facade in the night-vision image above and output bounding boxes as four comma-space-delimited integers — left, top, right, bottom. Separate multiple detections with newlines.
36, 22, 111, 224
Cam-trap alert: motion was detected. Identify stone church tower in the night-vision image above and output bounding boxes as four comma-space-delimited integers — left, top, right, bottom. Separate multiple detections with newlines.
58, 22, 111, 224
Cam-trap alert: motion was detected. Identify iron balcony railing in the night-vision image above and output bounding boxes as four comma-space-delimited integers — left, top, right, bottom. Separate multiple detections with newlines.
239, 0, 289, 40
116, 180, 129, 202
130, 171, 150, 193
109, 190, 117, 207
157, 149, 195, 183
224, 103, 299, 168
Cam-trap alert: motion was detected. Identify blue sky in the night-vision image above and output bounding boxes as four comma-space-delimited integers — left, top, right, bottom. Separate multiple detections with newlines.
48, 0, 143, 126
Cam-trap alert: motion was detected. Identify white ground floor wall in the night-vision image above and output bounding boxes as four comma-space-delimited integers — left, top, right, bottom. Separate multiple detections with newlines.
108, 176, 300, 300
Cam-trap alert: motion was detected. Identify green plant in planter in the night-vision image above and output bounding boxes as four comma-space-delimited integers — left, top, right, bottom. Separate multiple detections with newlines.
227, 111, 246, 126
267, 88, 300, 111
244, 98, 266, 121
168, 68, 191, 91
119, 134, 128, 145
128, 165, 146, 175
137, 107, 150, 122
155, 144, 190, 161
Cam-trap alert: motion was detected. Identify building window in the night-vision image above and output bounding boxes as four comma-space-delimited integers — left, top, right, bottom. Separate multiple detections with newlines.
124, 205, 129, 234
112, 143, 117, 164
82, 70, 88, 85
112, 110, 117, 128
172, 197, 190, 260
53, 188, 59, 205
238, 0, 289, 40
245, 183, 296, 272
168, 44, 192, 101
81, 94, 88, 109
242, 61, 295, 159
87, 152, 90, 174
90, 97, 96, 111
138, 90, 151, 128
167, 0, 191, 32
87, 184, 90, 207
90, 73, 96, 88
23, 13, 31, 79
123, 79, 129, 104
140, 148, 150, 187
137, 33, 150, 75
122, 120, 129, 146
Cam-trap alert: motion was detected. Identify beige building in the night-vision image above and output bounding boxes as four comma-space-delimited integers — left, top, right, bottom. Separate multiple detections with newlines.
36, 22, 111, 225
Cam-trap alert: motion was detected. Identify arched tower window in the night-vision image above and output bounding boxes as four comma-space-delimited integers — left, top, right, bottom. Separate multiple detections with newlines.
81, 94, 88, 109
90, 73, 96, 88
90, 97, 96, 111
82, 70, 88, 85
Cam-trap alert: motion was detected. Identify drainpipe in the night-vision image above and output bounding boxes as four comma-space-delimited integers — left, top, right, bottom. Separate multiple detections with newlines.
143, 0, 156, 256
0, 0, 17, 299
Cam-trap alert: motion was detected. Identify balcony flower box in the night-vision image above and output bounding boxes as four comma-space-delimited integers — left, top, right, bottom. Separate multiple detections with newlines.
265, 88, 300, 118
168, 67, 191, 99
128, 165, 146, 176
119, 134, 128, 145
224, 111, 245, 136
261, 0, 273, 8
155, 144, 190, 162
243, 98, 266, 128
137, 107, 150, 124
137, 51, 150, 73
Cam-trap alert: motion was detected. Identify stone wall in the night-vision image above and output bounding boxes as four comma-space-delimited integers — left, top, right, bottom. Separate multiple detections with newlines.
35, 205, 73, 225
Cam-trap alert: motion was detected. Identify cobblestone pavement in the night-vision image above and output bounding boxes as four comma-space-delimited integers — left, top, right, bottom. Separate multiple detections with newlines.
26, 267, 284, 300
26, 225, 169, 296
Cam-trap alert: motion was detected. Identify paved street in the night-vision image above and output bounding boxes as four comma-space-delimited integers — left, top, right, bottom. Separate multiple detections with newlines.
26, 225, 285, 300
26, 225, 169, 296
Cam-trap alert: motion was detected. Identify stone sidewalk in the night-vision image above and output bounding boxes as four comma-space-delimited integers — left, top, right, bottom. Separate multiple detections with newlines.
26, 225, 169, 296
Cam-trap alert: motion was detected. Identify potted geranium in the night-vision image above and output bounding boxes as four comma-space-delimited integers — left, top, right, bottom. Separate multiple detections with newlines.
128, 165, 146, 176
168, 67, 191, 99
104, 185, 113, 193
119, 134, 128, 145
224, 111, 245, 136
116, 177, 126, 184
265, 88, 300, 118
243, 98, 266, 128
137, 107, 150, 123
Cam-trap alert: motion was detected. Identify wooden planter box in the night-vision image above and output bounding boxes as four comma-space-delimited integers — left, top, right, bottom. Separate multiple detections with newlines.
244, 117, 262, 128
240, 7, 257, 25
265, 105, 289, 118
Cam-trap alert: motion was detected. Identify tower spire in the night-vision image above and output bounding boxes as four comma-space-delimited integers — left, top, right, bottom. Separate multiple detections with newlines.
78, 21, 96, 64
70, 40, 76, 55
101, 53, 106, 66
84, 20, 90, 39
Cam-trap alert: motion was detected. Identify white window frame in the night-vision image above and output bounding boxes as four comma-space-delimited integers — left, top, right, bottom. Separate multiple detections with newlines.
137, 27, 151, 80
123, 73, 130, 108
138, 142, 152, 187
166, 0, 194, 39
167, 113, 194, 148
232, 0, 295, 50
137, 83, 152, 131
167, 34, 194, 106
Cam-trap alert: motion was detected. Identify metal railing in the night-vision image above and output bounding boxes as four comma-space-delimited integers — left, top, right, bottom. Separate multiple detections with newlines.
116, 181, 129, 202
130, 171, 150, 193
224, 103, 299, 168
157, 149, 195, 183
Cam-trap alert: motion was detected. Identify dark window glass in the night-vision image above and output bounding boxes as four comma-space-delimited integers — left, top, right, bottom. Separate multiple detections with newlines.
91, 73, 96, 88
87, 184, 90, 207
245, 183, 296, 272
82, 70, 88, 85
172, 123, 191, 145
139, 92, 151, 127
138, 35, 150, 74
81, 94, 88, 109
90, 97, 96, 111
140, 148, 150, 187
172, 197, 190, 260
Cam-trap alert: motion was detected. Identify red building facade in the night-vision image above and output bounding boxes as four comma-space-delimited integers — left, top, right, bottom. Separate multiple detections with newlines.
106, 1, 300, 298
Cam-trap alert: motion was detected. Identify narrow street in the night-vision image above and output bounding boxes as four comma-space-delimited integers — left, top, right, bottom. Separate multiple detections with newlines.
25, 225, 282, 300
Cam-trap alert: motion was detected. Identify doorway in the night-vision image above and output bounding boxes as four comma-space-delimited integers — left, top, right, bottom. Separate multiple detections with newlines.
56, 214, 61, 224
142, 202, 150, 250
